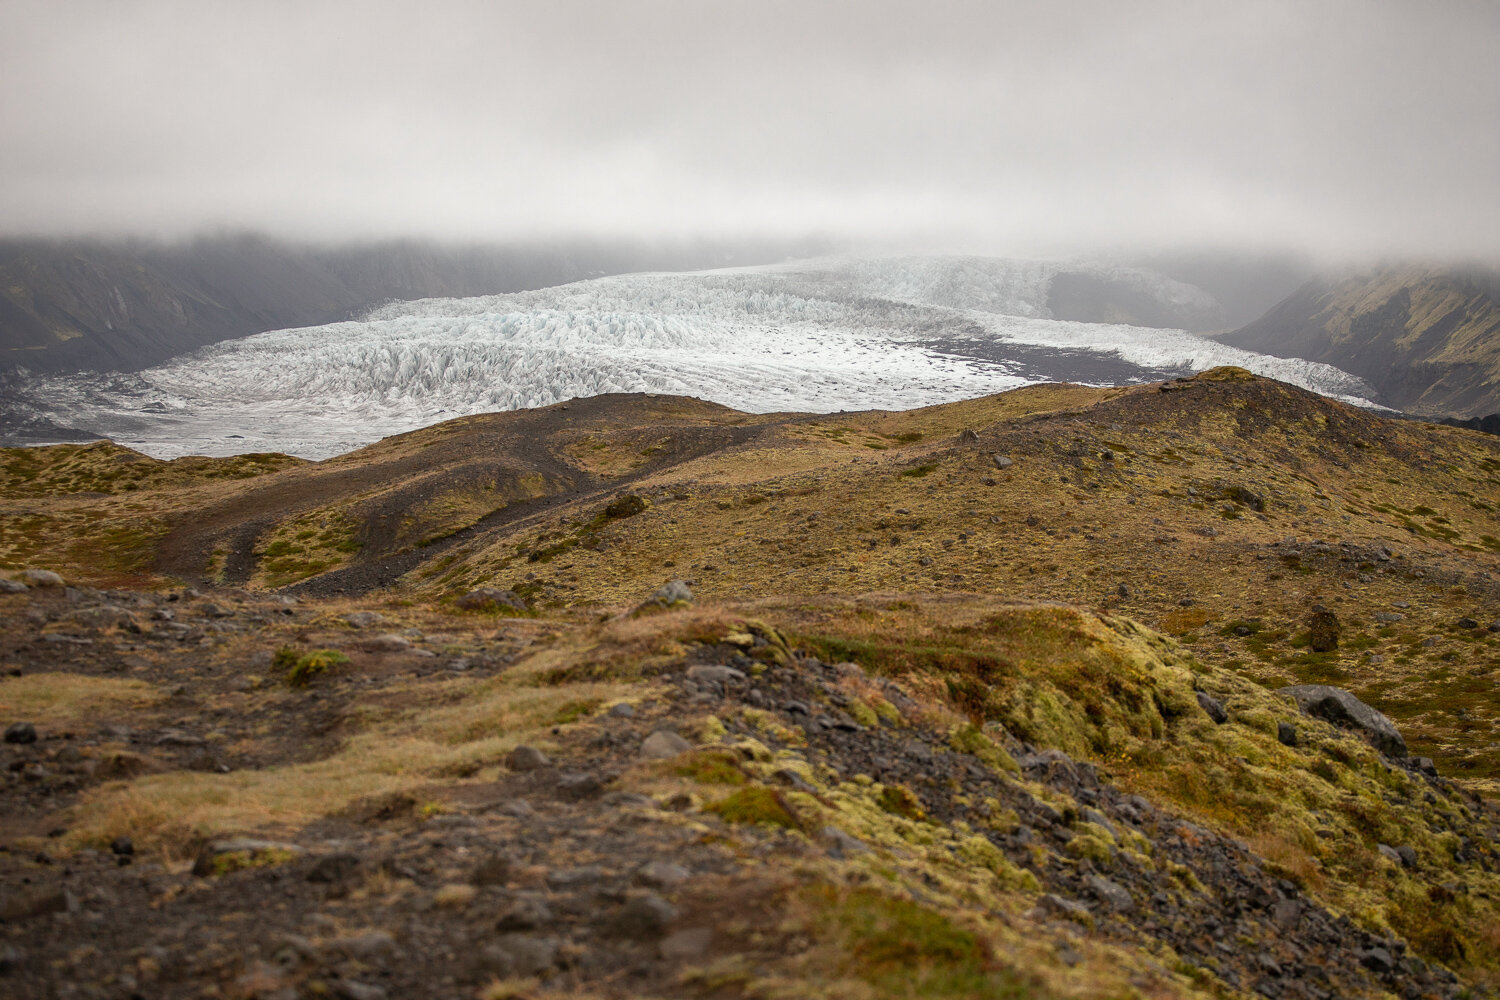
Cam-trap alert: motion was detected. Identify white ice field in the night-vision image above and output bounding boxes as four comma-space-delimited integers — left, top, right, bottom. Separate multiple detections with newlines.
10, 256, 1377, 460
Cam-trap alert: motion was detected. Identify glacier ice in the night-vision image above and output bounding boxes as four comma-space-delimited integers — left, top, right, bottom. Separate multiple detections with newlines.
9, 256, 1379, 460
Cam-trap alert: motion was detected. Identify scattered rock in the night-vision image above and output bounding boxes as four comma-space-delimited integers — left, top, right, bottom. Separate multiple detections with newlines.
344, 611, 385, 628
364, 633, 412, 652
306, 853, 362, 883
991, 454, 1014, 469
336, 980, 387, 1000
1306, 606, 1340, 652
604, 494, 647, 519
0, 579, 27, 594
22, 569, 63, 588
495, 895, 553, 931
480, 934, 558, 977
659, 927, 713, 960
1279, 685, 1408, 757
1196, 691, 1228, 725
505, 745, 550, 771
608, 702, 635, 718
109, 836, 134, 857
454, 588, 527, 612
1224, 485, 1265, 511
4, 722, 37, 745
686, 664, 746, 686
1457, 616, 1479, 629
1034, 893, 1092, 924
470, 853, 512, 887
192, 838, 308, 877
1276, 722, 1298, 747
335, 931, 398, 963
640, 729, 692, 759
1358, 947, 1395, 974
638, 580, 692, 611
1084, 875, 1133, 912
604, 892, 677, 940
634, 861, 690, 888
1395, 845, 1417, 868
546, 864, 603, 889
555, 771, 604, 800
0, 888, 76, 922
1377, 843, 1402, 865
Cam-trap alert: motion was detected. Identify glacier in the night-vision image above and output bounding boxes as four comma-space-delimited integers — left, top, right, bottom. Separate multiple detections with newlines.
5, 256, 1378, 460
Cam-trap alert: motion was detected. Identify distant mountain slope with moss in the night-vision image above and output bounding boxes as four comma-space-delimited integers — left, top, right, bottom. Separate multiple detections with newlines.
1222, 266, 1500, 418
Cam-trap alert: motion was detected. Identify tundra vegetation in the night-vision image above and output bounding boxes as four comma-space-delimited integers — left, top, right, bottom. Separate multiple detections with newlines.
1, 370, 1498, 998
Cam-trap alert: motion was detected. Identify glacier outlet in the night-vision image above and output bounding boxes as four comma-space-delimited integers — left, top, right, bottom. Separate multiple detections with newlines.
5, 257, 1377, 460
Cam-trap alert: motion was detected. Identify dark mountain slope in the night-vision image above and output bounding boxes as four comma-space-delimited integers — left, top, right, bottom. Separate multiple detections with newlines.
0, 234, 819, 374
1222, 266, 1500, 417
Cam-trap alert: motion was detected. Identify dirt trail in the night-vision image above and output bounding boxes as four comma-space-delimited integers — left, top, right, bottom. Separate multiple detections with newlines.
153, 394, 771, 592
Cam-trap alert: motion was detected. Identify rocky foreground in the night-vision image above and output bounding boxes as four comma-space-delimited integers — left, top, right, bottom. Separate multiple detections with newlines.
1, 573, 1497, 1000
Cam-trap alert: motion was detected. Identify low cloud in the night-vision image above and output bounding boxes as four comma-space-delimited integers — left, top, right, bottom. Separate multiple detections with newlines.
2, 0, 1497, 260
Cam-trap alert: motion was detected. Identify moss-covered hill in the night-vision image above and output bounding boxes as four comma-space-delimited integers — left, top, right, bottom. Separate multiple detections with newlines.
3, 370, 1500, 997
9, 368, 1500, 789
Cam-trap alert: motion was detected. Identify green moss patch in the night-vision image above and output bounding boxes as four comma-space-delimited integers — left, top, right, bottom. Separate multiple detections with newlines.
705, 786, 801, 830
810, 886, 1041, 1000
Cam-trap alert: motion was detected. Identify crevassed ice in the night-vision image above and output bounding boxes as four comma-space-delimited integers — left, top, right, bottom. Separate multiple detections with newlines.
15, 257, 1378, 460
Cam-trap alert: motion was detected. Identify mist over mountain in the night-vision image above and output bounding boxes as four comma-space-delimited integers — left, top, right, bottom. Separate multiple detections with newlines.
0, 234, 829, 374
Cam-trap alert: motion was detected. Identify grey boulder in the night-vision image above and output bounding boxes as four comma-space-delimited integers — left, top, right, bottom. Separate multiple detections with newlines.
640, 730, 692, 759
1278, 685, 1408, 758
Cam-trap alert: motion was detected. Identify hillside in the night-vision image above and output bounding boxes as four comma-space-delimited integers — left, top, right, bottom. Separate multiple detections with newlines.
0, 235, 817, 374
3, 371, 1500, 998
1223, 266, 1500, 418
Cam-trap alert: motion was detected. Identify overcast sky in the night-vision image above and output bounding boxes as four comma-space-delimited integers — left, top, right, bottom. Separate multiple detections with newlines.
2, 0, 1497, 259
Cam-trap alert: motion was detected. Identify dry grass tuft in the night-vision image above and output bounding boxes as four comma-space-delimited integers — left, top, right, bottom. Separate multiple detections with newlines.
0, 673, 164, 728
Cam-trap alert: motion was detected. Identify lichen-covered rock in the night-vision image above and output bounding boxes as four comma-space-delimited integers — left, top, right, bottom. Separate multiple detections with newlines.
453, 587, 526, 612
1307, 606, 1340, 652
505, 745, 550, 771
1279, 684, 1408, 757
639, 729, 692, 759
21, 569, 63, 588
192, 838, 307, 877
1195, 691, 1228, 724
4, 722, 37, 745
633, 580, 693, 615
1224, 485, 1265, 511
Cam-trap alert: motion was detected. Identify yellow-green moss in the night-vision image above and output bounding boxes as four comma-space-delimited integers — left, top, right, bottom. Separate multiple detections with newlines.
705, 786, 801, 830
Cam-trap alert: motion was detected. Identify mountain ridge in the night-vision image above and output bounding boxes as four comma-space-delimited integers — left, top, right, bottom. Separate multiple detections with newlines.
1222, 265, 1500, 419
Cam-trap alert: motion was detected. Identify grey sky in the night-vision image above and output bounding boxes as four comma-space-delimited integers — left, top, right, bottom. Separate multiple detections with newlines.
2, 0, 1497, 259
